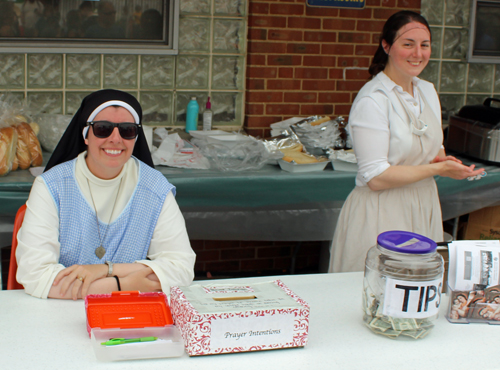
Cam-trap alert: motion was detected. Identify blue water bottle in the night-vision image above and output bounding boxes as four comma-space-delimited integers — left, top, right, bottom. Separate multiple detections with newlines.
185, 97, 199, 133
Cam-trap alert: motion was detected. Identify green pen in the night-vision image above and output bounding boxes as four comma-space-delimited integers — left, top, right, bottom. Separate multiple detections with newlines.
101, 336, 158, 346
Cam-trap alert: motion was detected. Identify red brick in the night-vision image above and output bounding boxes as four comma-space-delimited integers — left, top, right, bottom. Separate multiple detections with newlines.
274, 257, 293, 270
398, 0, 421, 8
240, 259, 274, 270
248, 41, 287, 54
372, 33, 381, 44
246, 91, 283, 103
337, 80, 367, 91
266, 104, 300, 115
279, 67, 294, 78
318, 92, 351, 103
247, 66, 278, 79
246, 78, 265, 90
305, 6, 339, 17
367, 0, 382, 5
337, 57, 370, 68
303, 55, 336, 67
338, 32, 371, 44
245, 103, 264, 115
302, 79, 337, 91
204, 240, 240, 249
249, 15, 287, 28
373, 8, 401, 20
287, 43, 321, 54
261, 128, 272, 138
221, 248, 256, 260
267, 54, 302, 66
294, 67, 328, 79
355, 44, 378, 56
323, 19, 356, 31
339, 8, 373, 19
249, 2, 270, 14
329, 68, 344, 79
267, 79, 301, 90
335, 104, 353, 115
304, 31, 337, 43
248, 28, 267, 40
321, 44, 354, 55
357, 20, 386, 32
190, 240, 204, 249
300, 104, 334, 116
269, 3, 304, 15
345, 68, 371, 80
268, 29, 303, 41
196, 249, 220, 262
240, 241, 274, 247
247, 54, 266, 66
380, 0, 396, 6
244, 128, 266, 137
205, 261, 240, 272
245, 116, 282, 127
288, 17, 321, 30
257, 246, 292, 258
284, 92, 317, 103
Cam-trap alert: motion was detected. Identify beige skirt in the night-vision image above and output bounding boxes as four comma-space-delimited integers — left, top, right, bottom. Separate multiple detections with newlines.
329, 177, 443, 273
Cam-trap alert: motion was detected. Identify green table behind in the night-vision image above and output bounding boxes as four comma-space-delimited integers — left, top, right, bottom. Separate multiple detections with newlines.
0, 156, 499, 241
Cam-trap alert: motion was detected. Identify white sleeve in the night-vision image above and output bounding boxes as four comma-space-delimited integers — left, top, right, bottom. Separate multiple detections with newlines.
349, 96, 391, 184
138, 191, 196, 293
16, 176, 65, 299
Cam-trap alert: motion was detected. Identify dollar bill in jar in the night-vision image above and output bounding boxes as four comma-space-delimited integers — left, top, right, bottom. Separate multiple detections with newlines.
363, 231, 444, 339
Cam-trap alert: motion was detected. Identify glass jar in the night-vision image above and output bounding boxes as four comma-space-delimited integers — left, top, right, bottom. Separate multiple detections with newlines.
363, 231, 444, 339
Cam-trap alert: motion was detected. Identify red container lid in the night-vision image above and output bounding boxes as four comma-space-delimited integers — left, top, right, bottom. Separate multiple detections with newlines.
85, 291, 174, 332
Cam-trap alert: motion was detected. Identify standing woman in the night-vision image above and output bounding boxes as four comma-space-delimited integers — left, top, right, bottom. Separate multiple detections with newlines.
16, 89, 196, 299
329, 11, 484, 273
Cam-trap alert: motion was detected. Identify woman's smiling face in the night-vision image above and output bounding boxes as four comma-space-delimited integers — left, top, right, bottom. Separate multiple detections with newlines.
84, 106, 136, 179
382, 21, 431, 81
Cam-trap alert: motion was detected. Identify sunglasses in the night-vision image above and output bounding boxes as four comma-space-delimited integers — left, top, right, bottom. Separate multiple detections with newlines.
88, 121, 140, 140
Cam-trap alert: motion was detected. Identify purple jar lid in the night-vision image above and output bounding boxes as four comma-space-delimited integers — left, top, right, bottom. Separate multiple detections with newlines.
377, 230, 437, 254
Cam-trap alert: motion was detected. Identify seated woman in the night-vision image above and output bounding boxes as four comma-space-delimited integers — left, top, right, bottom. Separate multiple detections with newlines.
16, 89, 196, 299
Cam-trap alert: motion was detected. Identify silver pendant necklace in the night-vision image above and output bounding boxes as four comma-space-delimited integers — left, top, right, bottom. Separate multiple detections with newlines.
87, 177, 123, 259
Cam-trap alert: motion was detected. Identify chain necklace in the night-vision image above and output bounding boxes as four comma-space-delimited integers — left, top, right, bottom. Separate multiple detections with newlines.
87, 177, 123, 259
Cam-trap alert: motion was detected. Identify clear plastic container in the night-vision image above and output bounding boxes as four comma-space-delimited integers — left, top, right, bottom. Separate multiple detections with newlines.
363, 231, 444, 339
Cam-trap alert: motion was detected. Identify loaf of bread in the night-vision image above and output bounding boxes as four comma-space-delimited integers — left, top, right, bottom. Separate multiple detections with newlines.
282, 151, 327, 164
0, 127, 18, 176
11, 155, 18, 171
15, 123, 33, 170
309, 116, 331, 126
16, 122, 43, 167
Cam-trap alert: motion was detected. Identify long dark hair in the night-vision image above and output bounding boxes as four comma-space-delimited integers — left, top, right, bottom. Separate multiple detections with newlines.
368, 10, 431, 77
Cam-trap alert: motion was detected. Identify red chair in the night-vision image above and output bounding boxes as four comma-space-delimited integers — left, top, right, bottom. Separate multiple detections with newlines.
7, 204, 27, 290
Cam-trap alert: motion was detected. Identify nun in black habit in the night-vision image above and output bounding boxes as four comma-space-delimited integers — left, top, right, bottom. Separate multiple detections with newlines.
16, 89, 196, 300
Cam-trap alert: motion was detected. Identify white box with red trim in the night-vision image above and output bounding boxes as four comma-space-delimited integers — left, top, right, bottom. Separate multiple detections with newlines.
170, 280, 310, 356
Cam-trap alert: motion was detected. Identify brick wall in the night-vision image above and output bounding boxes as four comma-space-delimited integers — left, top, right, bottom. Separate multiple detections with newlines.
244, 0, 422, 138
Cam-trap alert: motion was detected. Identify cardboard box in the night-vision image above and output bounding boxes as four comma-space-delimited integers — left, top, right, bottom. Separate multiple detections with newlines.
465, 205, 500, 240
85, 291, 184, 361
170, 280, 310, 356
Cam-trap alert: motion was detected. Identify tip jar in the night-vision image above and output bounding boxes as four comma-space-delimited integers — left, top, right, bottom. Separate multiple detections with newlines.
363, 231, 444, 339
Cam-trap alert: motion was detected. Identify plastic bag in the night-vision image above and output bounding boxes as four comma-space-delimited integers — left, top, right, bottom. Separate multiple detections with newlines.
0, 95, 43, 175
152, 131, 210, 170
191, 132, 278, 172
32, 114, 72, 152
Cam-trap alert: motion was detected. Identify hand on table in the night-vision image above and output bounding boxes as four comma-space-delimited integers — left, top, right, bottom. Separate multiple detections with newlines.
53, 264, 107, 300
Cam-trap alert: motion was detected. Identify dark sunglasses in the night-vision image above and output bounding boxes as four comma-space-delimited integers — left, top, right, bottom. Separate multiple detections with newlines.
88, 121, 141, 140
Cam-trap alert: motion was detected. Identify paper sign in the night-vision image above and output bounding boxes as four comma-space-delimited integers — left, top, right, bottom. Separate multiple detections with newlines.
383, 277, 443, 319
210, 314, 295, 349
